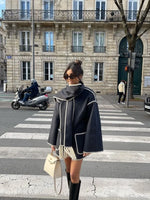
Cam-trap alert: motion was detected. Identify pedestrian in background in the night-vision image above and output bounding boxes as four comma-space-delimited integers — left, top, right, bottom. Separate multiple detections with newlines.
122, 80, 127, 103
118, 80, 125, 104
48, 60, 103, 200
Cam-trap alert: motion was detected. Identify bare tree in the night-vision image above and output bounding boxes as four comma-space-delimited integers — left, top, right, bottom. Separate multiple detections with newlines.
114, 0, 150, 98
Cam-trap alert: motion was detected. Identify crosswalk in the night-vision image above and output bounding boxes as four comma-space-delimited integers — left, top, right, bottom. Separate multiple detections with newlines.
0, 99, 150, 199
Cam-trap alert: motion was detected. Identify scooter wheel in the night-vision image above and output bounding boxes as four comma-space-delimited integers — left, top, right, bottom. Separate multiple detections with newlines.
11, 102, 20, 110
39, 102, 48, 110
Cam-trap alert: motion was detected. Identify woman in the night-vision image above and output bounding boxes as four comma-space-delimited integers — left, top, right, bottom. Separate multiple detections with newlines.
48, 60, 103, 200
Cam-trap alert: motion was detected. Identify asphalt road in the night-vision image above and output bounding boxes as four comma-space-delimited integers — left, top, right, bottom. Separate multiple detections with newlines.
0, 92, 150, 199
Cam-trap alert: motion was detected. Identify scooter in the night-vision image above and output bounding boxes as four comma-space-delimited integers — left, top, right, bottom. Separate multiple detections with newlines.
11, 85, 52, 110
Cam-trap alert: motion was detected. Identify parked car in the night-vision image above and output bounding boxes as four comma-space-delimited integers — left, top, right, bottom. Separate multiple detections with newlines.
144, 95, 150, 114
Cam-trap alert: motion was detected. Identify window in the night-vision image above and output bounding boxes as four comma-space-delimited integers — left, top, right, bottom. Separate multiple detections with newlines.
20, 0, 30, 20
0, 49, 3, 59
94, 32, 105, 53
72, 32, 83, 52
21, 61, 30, 80
43, 0, 54, 20
0, 34, 3, 44
96, 0, 106, 20
73, 0, 83, 20
20, 31, 31, 51
94, 62, 103, 81
43, 32, 54, 52
44, 62, 53, 80
128, 0, 138, 20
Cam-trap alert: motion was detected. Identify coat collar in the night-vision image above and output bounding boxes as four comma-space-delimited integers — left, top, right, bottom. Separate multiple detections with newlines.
53, 83, 85, 101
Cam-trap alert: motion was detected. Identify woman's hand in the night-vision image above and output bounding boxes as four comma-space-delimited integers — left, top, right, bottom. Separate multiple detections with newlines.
83, 152, 90, 157
51, 145, 55, 152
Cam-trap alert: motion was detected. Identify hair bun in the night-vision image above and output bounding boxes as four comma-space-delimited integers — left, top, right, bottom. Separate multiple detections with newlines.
75, 60, 82, 66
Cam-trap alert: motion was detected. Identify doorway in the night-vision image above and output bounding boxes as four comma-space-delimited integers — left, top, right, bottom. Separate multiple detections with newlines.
118, 37, 143, 95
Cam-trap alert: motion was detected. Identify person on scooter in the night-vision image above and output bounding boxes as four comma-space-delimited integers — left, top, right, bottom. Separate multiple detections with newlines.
22, 79, 39, 103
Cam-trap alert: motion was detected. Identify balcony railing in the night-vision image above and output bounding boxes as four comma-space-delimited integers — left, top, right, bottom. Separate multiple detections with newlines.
94, 46, 106, 53
19, 45, 31, 52
2, 10, 150, 22
43, 45, 55, 52
71, 46, 84, 53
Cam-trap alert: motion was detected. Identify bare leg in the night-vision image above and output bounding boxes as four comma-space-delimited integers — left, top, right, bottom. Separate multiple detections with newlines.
64, 157, 71, 173
70, 159, 83, 183
64, 157, 83, 183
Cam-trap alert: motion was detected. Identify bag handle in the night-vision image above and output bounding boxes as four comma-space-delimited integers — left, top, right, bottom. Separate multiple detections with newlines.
52, 151, 63, 195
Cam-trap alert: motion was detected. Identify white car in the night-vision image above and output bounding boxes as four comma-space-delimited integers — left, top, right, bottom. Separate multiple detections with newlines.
144, 96, 150, 114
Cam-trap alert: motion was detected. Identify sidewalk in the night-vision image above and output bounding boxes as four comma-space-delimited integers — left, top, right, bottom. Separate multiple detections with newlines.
99, 94, 144, 111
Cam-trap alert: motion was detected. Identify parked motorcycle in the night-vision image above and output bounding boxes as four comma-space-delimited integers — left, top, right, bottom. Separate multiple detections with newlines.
11, 85, 52, 110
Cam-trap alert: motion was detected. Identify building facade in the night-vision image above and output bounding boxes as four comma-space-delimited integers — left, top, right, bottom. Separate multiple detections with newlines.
0, 19, 6, 88
2, 0, 150, 94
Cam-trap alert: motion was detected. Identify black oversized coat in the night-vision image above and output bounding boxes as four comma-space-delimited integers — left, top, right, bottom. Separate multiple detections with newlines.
48, 84, 103, 159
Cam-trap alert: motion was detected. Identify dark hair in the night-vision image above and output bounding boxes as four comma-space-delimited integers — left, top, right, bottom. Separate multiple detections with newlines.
64, 60, 83, 81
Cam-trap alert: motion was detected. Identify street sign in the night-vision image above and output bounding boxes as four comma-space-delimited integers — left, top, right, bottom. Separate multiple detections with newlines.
6, 56, 12, 59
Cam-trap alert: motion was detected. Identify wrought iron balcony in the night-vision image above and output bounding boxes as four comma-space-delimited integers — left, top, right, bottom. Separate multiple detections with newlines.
2, 9, 150, 22
43, 45, 55, 52
94, 46, 106, 53
19, 45, 31, 52
71, 46, 84, 53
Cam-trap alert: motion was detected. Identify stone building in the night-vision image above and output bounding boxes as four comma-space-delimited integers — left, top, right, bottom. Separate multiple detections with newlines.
2, 0, 150, 94
0, 19, 6, 88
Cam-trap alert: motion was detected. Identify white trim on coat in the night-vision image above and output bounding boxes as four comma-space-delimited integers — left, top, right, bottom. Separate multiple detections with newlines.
74, 132, 86, 155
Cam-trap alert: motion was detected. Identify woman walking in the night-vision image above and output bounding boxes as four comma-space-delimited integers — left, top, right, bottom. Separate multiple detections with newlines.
48, 60, 103, 200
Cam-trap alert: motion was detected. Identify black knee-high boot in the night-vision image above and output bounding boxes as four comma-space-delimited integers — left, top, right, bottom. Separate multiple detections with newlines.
65, 170, 71, 188
69, 180, 81, 200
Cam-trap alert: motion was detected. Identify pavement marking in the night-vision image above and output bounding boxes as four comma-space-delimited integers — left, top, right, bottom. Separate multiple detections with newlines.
38, 111, 54, 113
1, 132, 150, 144
33, 113, 129, 117
101, 116, 135, 119
15, 124, 51, 129
0, 147, 150, 163
33, 113, 53, 117
85, 150, 150, 163
25, 118, 142, 124
29, 116, 135, 120
0, 132, 49, 140
15, 124, 150, 132
25, 118, 52, 122
0, 175, 149, 199
103, 135, 150, 143
100, 113, 128, 116
99, 109, 122, 112
101, 120, 144, 125
102, 126, 150, 132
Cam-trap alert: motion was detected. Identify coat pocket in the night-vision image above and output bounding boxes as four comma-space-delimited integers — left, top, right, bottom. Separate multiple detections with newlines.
74, 132, 86, 155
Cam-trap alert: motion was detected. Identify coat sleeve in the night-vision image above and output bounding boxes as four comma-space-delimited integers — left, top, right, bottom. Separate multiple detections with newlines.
48, 100, 60, 146
83, 97, 103, 153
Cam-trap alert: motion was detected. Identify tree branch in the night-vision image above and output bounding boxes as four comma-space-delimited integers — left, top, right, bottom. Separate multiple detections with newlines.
114, 0, 131, 37
136, 1, 150, 33
114, 0, 121, 10
136, 0, 145, 25
137, 26, 150, 39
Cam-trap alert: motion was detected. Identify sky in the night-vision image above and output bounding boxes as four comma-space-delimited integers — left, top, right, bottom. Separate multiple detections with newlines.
0, 0, 5, 18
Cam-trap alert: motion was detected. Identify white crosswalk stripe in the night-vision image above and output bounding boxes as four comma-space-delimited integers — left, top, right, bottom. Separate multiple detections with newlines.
0, 147, 150, 163
2, 132, 150, 143
0, 175, 149, 199
0, 105, 150, 199
25, 117, 143, 125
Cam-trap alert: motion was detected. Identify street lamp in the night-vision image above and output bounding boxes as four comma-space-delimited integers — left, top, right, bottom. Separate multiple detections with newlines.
32, 0, 35, 79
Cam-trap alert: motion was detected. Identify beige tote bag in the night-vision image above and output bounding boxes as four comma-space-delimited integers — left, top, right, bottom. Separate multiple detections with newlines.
44, 152, 62, 194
